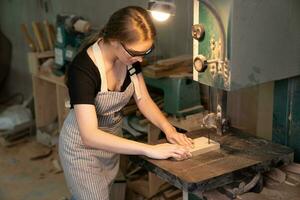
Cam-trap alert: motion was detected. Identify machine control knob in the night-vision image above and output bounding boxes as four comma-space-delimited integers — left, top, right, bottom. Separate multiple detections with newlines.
192, 24, 205, 41
193, 55, 208, 73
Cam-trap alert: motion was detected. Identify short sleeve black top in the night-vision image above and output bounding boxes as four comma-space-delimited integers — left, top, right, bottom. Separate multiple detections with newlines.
66, 47, 142, 109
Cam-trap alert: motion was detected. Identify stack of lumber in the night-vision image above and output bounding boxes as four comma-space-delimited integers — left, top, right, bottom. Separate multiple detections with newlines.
142, 55, 193, 78
21, 20, 56, 52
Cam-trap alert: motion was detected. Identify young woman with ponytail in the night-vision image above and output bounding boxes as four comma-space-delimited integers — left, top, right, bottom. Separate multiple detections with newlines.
59, 6, 193, 200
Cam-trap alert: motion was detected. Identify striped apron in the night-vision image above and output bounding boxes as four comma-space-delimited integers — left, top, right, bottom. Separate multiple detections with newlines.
59, 40, 135, 200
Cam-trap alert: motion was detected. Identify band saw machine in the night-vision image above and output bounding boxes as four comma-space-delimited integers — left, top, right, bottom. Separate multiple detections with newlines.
131, 0, 299, 199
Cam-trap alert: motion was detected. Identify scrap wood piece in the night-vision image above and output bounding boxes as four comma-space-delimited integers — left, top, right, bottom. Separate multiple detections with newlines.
265, 168, 286, 184
281, 163, 300, 175
284, 172, 300, 186
30, 148, 52, 160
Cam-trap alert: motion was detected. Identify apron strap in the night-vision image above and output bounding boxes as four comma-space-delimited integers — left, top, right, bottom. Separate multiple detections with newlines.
92, 40, 141, 98
92, 40, 108, 92
128, 65, 142, 100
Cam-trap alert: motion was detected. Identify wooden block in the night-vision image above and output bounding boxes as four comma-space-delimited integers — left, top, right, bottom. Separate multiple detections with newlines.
189, 137, 220, 156
142, 64, 192, 78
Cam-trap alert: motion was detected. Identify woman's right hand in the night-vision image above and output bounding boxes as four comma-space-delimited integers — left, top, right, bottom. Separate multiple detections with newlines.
145, 143, 192, 160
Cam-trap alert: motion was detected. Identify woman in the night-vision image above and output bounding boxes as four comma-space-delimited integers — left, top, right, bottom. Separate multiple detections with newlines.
59, 6, 193, 200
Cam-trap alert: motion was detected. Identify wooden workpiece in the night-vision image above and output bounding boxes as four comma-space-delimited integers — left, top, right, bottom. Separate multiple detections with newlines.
189, 137, 220, 157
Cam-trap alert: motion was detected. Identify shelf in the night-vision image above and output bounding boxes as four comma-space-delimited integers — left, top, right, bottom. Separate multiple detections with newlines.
28, 52, 69, 131
33, 72, 66, 87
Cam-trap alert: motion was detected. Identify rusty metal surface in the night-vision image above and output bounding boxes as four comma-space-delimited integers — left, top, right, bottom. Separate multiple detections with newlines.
130, 128, 294, 193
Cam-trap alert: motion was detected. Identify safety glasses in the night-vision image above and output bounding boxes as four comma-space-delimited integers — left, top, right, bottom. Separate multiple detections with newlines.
120, 42, 154, 57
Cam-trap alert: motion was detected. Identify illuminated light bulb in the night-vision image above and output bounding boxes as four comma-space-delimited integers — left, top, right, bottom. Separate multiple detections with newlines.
151, 10, 171, 22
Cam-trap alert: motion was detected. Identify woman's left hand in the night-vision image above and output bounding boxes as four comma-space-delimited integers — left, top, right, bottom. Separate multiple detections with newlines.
166, 131, 194, 149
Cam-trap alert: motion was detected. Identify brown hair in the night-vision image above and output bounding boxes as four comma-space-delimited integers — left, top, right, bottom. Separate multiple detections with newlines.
66, 6, 156, 86
80, 6, 156, 50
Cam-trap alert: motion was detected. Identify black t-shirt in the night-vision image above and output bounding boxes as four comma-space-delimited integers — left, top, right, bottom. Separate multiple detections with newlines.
66, 47, 142, 108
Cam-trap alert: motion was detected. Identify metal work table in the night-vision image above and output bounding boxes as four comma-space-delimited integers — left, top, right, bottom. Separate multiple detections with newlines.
130, 128, 294, 197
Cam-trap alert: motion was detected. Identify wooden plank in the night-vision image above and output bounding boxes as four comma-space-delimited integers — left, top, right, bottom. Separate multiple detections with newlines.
156, 55, 192, 69
36, 50, 54, 59
142, 55, 193, 78
48, 24, 56, 45
20, 24, 36, 51
189, 137, 220, 157
32, 22, 47, 52
43, 20, 54, 50
143, 64, 192, 78
169, 112, 207, 132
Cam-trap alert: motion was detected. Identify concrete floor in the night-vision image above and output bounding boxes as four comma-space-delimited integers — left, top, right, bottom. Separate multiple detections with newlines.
0, 138, 70, 200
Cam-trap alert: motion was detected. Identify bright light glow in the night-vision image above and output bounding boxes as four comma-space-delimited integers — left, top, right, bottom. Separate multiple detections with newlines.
150, 11, 171, 22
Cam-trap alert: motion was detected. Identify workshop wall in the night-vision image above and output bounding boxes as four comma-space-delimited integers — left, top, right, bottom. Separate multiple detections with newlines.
0, 0, 193, 100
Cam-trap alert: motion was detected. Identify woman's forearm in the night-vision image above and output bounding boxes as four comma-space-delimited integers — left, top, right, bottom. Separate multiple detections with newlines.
137, 97, 175, 135
74, 104, 152, 155
83, 128, 151, 155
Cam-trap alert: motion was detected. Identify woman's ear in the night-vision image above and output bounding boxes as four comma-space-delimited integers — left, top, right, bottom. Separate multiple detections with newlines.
109, 40, 119, 48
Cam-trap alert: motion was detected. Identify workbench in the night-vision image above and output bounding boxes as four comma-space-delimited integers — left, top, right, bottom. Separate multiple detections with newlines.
130, 128, 294, 199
